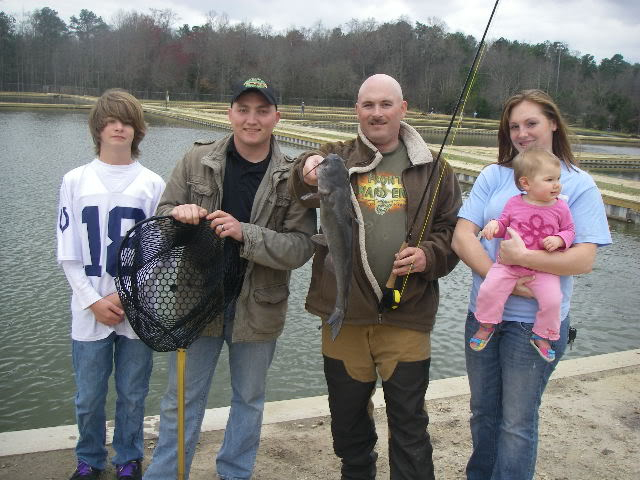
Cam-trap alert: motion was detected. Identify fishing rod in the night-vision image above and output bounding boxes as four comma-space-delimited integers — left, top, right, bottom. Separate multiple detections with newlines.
381, 0, 501, 310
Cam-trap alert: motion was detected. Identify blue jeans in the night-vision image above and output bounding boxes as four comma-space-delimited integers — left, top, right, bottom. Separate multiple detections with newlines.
143, 312, 277, 480
72, 332, 153, 470
464, 311, 569, 480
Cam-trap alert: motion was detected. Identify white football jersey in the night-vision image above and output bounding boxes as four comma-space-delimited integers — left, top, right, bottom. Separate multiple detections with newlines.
57, 159, 165, 341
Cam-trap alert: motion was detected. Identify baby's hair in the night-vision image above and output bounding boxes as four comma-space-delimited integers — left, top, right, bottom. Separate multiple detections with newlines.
88, 89, 146, 158
512, 148, 561, 191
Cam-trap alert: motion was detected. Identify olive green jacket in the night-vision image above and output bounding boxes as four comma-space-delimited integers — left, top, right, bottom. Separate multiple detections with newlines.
288, 121, 461, 333
158, 134, 316, 342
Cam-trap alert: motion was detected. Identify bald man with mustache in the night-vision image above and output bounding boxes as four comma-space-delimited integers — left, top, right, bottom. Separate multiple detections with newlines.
289, 74, 462, 480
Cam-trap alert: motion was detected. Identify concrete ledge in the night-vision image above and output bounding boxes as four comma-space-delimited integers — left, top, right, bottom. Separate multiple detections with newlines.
1, 349, 638, 457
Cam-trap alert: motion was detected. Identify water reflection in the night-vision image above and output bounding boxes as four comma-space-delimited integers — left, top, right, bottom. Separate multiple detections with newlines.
425, 133, 640, 156
575, 143, 640, 156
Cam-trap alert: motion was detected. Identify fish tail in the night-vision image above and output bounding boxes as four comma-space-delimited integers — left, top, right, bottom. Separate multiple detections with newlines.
327, 310, 345, 341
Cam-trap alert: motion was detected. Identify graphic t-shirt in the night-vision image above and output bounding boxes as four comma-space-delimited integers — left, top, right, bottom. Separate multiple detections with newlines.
357, 141, 409, 287
494, 194, 575, 251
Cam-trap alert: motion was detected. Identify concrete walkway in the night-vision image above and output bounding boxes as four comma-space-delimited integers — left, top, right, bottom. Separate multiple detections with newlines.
1, 350, 639, 479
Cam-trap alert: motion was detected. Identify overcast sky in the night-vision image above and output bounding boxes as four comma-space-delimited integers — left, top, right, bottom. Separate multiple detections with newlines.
2, 0, 639, 63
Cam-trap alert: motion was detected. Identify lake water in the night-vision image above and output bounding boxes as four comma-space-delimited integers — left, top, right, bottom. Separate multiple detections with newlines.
416, 132, 640, 155
0, 108, 638, 433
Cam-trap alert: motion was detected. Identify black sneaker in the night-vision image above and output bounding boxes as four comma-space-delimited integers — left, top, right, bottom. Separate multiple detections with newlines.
69, 461, 101, 479
116, 460, 142, 480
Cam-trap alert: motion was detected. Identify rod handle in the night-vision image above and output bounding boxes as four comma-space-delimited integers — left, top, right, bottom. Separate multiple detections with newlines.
385, 241, 408, 288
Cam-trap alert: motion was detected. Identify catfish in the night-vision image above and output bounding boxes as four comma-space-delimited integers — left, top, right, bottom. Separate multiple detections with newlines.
302, 153, 354, 340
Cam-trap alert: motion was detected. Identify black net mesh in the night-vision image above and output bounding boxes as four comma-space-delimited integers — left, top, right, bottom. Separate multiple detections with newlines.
115, 216, 246, 352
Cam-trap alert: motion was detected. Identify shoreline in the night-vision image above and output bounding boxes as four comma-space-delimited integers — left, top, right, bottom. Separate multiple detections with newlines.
1, 350, 638, 479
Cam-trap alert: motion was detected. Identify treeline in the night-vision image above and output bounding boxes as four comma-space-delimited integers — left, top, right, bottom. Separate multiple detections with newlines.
1, 7, 639, 133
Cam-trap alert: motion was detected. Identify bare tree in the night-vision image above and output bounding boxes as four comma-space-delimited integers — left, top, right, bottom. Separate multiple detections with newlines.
0, 7, 637, 131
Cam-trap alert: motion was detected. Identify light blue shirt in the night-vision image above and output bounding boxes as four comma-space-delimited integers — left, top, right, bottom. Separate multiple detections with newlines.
458, 162, 612, 323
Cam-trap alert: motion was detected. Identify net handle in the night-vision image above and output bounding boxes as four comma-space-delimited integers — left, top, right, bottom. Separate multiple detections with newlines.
177, 348, 186, 480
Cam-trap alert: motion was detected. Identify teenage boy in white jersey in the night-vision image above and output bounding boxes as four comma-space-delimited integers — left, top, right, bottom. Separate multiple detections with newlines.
57, 89, 165, 480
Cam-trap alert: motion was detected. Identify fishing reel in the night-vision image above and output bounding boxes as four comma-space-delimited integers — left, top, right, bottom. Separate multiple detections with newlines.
381, 286, 401, 311
380, 241, 408, 311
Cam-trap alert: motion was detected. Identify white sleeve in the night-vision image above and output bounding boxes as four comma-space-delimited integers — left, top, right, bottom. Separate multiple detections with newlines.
57, 176, 82, 263
61, 260, 103, 310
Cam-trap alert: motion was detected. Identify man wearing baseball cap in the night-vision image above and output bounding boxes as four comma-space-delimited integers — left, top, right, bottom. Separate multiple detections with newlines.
230, 77, 278, 106
143, 78, 315, 480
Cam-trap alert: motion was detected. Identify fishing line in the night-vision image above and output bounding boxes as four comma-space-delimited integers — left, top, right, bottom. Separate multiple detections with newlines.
381, 0, 501, 310
408, 0, 500, 239
450, 43, 488, 147
396, 43, 489, 294
303, 159, 321, 178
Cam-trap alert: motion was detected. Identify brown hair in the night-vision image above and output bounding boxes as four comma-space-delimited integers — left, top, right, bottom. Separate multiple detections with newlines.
497, 89, 577, 170
512, 148, 561, 191
88, 89, 146, 158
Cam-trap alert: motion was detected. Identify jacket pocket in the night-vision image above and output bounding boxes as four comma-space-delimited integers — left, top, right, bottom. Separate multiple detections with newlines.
253, 283, 289, 304
187, 176, 217, 211
247, 283, 290, 334
265, 192, 291, 232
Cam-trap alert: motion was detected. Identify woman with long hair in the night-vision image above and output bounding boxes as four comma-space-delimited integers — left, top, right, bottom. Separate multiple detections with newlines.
452, 89, 612, 479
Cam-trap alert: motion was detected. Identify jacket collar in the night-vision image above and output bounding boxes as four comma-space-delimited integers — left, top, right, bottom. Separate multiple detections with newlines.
354, 121, 434, 172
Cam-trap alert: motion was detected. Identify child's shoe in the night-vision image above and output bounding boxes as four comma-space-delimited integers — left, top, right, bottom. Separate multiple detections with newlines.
116, 460, 142, 480
69, 461, 101, 479
530, 334, 556, 363
469, 324, 495, 351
